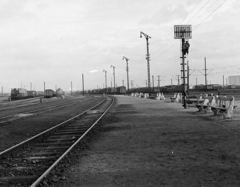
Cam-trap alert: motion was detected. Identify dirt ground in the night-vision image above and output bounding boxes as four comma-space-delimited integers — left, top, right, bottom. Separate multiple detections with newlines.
52, 95, 240, 187
0, 96, 103, 152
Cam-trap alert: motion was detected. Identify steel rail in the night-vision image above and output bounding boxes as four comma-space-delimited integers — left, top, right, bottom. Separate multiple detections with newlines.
30, 97, 114, 187
0, 99, 87, 124
0, 96, 81, 111
0, 97, 106, 158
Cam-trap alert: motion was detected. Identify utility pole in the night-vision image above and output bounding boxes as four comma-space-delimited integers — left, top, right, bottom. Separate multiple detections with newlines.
187, 62, 189, 95
196, 78, 197, 85
30, 83, 32, 90
177, 75, 180, 85
152, 75, 154, 89
82, 74, 84, 96
71, 81, 72, 96
172, 75, 180, 85
140, 31, 151, 89
157, 76, 160, 87
198, 57, 213, 87
131, 80, 133, 89
204, 57, 207, 85
187, 61, 195, 95
171, 79, 172, 85
122, 56, 129, 93
103, 70, 107, 93
110, 65, 116, 94
145, 80, 147, 87
122, 80, 124, 86
157, 76, 165, 88
44, 82, 45, 92
223, 75, 224, 88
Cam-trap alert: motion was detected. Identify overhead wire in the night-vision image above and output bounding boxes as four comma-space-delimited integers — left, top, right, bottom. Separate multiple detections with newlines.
131, 0, 208, 72
184, 0, 211, 24
151, 0, 226, 60
150, 0, 203, 55
192, 0, 218, 24
193, 0, 227, 30
128, 0, 228, 86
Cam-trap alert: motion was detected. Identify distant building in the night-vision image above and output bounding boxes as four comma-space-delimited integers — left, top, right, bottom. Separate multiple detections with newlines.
228, 75, 240, 85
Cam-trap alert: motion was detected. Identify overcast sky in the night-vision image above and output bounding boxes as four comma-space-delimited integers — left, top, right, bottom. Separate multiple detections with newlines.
0, 0, 239, 92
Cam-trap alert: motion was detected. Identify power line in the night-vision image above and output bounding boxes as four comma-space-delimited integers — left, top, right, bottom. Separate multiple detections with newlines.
193, 0, 227, 30
185, 0, 211, 24
181, 0, 203, 24
151, 0, 227, 59
150, 0, 203, 55
192, 0, 218, 24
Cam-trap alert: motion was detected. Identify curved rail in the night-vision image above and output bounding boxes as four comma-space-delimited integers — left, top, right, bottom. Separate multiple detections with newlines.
31, 97, 113, 187
0, 97, 106, 157
0, 99, 84, 124
0, 96, 114, 187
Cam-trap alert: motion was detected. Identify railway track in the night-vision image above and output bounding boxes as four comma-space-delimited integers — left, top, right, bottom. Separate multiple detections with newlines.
0, 96, 113, 187
0, 96, 82, 112
0, 99, 86, 124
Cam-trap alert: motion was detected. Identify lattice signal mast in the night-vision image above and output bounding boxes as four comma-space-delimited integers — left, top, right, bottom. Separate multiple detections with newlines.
103, 70, 107, 93
174, 25, 192, 108
140, 31, 151, 89
122, 56, 130, 93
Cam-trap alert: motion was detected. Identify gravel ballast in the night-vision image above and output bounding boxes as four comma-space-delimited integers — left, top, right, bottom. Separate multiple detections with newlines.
52, 95, 240, 187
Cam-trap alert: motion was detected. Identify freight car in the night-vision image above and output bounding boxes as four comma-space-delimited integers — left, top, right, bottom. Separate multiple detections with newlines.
37, 91, 44, 96
27, 91, 38, 98
56, 88, 65, 98
44, 89, 55, 98
11, 88, 28, 100
90, 86, 127, 95
116, 86, 126, 94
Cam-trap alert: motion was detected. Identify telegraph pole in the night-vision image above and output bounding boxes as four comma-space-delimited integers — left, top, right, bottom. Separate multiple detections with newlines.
82, 74, 84, 96
172, 75, 180, 85
157, 76, 165, 88
122, 56, 130, 93
177, 75, 180, 85
110, 65, 116, 94
223, 75, 224, 87
204, 57, 207, 85
140, 31, 151, 89
198, 57, 212, 87
152, 75, 154, 89
187, 62, 189, 95
103, 70, 107, 93
157, 76, 160, 87
71, 81, 72, 95
122, 80, 124, 86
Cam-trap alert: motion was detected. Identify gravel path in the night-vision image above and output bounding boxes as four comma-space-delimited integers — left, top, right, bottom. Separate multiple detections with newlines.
53, 95, 240, 187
